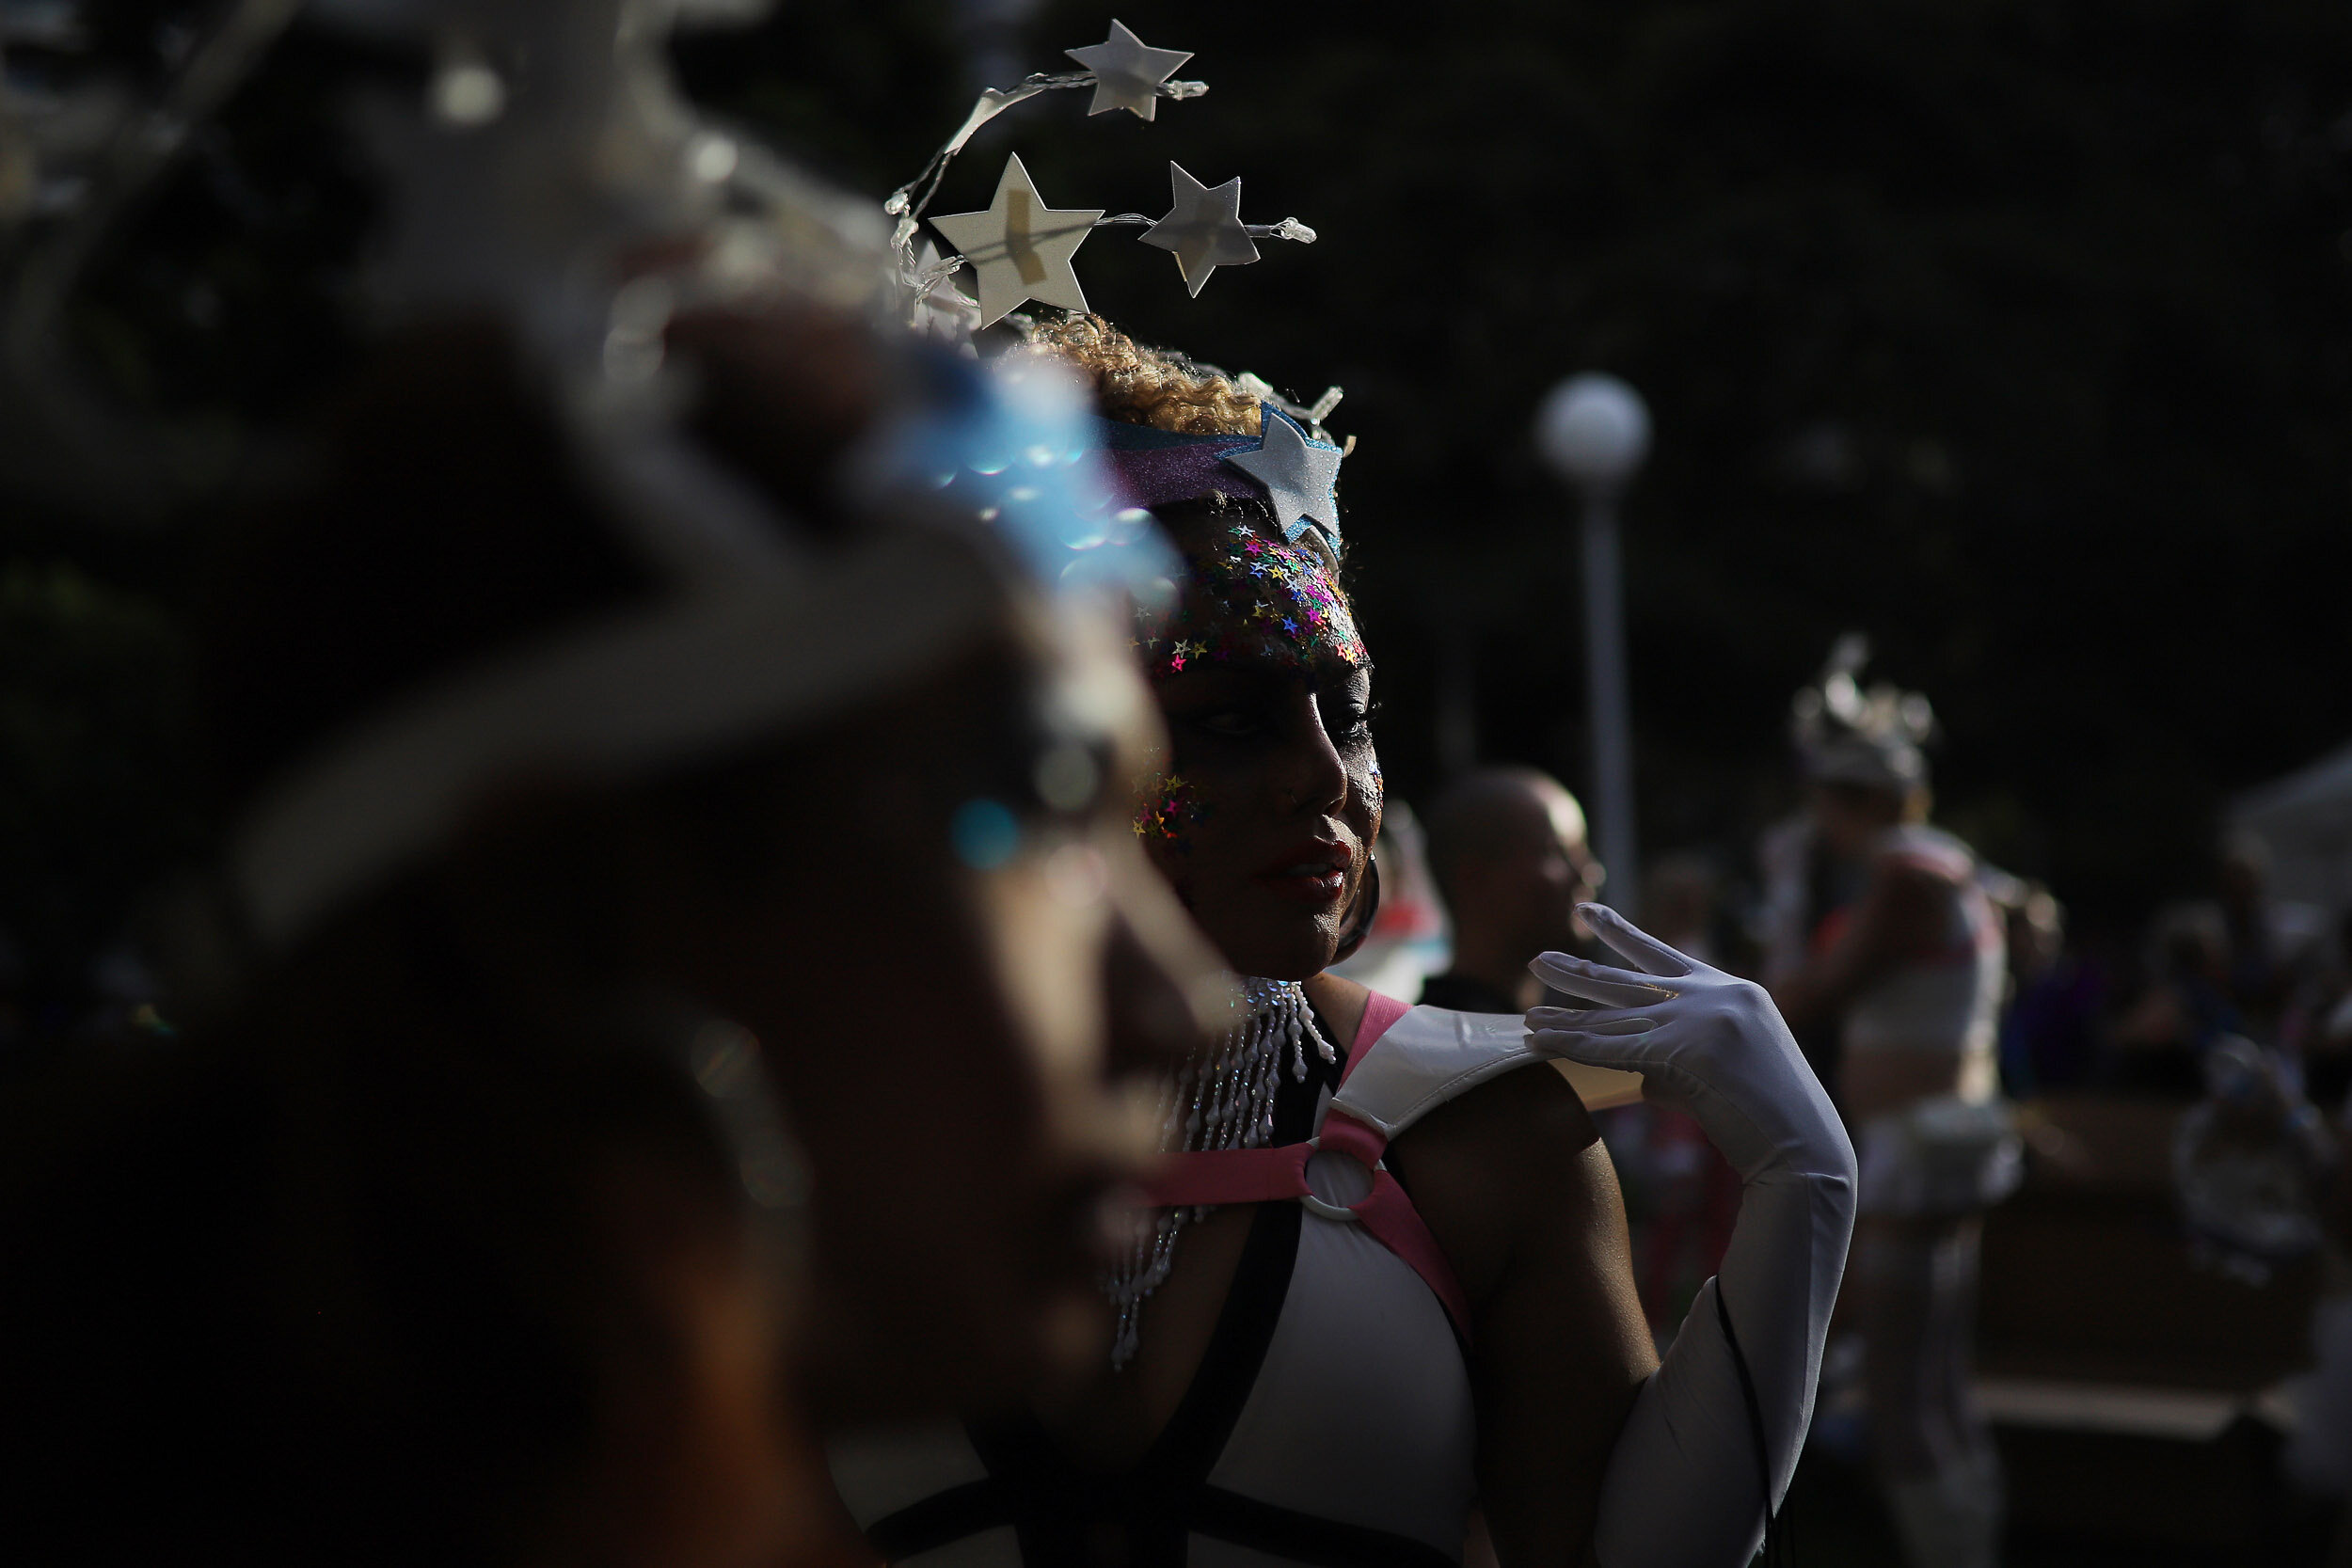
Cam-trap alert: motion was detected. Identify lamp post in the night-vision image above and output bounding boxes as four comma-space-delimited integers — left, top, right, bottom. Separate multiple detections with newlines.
1535, 372, 1651, 915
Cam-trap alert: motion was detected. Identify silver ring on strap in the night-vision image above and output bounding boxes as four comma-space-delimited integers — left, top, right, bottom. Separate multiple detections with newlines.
1300, 1142, 1375, 1223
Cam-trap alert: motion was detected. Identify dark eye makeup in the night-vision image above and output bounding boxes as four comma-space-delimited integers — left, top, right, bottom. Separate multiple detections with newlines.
1319, 666, 1378, 744
1155, 664, 1377, 755
1329, 698, 1381, 744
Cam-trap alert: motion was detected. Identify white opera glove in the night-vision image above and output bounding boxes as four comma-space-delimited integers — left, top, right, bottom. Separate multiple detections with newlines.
1525, 903, 1850, 1185
1527, 903, 1857, 1568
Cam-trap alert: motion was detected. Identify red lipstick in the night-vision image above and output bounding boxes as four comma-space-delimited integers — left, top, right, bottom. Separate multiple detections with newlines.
1253, 838, 1352, 906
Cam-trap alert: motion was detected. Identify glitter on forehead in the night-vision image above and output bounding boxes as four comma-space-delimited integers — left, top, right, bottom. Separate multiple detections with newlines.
1141, 520, 1364, 677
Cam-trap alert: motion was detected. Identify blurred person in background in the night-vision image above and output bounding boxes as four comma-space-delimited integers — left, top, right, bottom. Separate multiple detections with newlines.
2109, 901, 2241, 1098
829, 317, 1854, 1568
2288, 909, 2352, 1107
2286, 957, 2352, 1552
2218, 832, 2329, 1042
2114, 836, 2328, 1092
1419, 765, 1605, 1014
1766, 641, 2013, 1568
0, 6, 1222, 1560
1994, 881, 2103, 1096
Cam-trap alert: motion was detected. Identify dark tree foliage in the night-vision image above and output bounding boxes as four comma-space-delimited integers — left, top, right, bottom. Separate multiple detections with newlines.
7, 1, 2351, 1025
969, 0, 2352, 926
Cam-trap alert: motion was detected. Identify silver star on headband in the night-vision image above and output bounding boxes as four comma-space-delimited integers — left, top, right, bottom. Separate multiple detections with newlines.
1064, 20, 1194, 121
1140, 163, 1260, 297
1227, 410, 1344, 548
929, 153, 1104, 327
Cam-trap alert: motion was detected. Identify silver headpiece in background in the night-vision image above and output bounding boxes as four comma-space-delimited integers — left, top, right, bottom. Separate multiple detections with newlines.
1790, 631, 1934, 791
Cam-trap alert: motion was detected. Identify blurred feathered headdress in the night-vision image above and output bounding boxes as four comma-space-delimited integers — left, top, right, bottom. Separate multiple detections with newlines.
1789, 632, 1935, 790
0, 0, 1174, 949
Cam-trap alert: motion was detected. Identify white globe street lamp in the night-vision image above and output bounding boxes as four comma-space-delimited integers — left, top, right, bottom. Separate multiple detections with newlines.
1535, 372, 1651, 915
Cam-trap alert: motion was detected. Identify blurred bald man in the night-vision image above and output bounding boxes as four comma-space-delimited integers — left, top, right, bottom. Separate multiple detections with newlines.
1420, 767, 1605, 1015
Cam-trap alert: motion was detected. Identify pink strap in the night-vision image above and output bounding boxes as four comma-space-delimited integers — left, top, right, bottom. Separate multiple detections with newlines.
1142, 1108, 1478, 1345
1133, 1001, 1480, 1344
1314, 1108, 1387, 1168
1340, 990, 1413, 1085
1319, 1108, 1474, 1338
1140, 1145, 1310, 1209
1353, 1171, 1475, 1339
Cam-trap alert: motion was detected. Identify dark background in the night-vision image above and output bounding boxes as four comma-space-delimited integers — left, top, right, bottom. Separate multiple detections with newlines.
9, 0, 2352, 1017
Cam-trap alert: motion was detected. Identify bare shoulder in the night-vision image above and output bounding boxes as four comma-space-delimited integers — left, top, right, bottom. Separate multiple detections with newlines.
1389, 1060, 1611, 1307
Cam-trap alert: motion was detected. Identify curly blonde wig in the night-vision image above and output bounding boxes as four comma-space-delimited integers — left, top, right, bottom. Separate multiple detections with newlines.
1016, 314, 1262, 438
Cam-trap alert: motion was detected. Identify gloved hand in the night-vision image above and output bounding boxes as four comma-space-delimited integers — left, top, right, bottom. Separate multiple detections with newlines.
1530, 903, 1856, 1566
1526, 902, 1851, 1186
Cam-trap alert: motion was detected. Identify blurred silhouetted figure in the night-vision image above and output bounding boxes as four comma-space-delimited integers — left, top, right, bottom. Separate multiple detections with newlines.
1766, 641, 2013, 1568
2217, 832, 2328, 1044
1419, 766, 1603, 1015
2109, 901, 2241, 1098
1995, 881, 2104, 1096
2291, 910, 2352, 1108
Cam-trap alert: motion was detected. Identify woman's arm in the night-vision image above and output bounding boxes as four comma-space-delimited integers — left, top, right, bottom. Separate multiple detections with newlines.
1530, 906, 1858, 1568
1390, 1062, 1655, 1568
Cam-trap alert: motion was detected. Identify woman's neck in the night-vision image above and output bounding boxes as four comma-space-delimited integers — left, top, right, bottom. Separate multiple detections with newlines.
1301, 971, 1372, 1053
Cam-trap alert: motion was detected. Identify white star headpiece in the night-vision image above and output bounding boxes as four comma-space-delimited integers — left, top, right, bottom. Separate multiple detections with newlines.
1140, 163, 1259, 297
883, 21, 1316, 337
927, 153, 1103, 327
1064, 20, 1193, 120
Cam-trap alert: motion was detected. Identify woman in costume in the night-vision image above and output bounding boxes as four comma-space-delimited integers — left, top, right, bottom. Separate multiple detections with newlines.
832, 317, 1857, 1568
1764, 646, 2015, 1568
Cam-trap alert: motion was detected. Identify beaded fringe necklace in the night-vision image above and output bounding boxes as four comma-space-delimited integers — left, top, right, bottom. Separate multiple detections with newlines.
1103, 976, 1338, 1370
